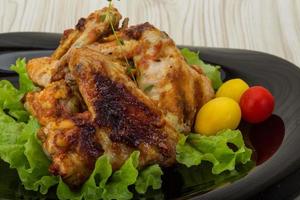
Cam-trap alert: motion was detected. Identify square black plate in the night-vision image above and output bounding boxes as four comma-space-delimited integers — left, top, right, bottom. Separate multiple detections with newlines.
0, 33, 300, 200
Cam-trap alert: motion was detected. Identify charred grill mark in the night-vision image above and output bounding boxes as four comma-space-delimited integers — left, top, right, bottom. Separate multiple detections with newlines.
166, 68, 181, 103
46, 112, 103, 188
77, 123, 103, 159
178, 82, 193, 127
124, 22, 154, 40
71, 113, 103, 160
76, 18, 86, 31
166, 67, 192, 129
93, 73, 169, 153
49, 161, 61, 177
181, 99, 191, 127
51, 118, 102, 161
193, 76, 203, 110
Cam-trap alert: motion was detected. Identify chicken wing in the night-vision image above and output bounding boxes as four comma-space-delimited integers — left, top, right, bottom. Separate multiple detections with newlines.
52, 6, 122, 60
68, 47, 178, 170
88, 22, 214, 133
25, 81, 99, 187
27, 6, 122, 87
26, 57, 62, 88
25, 80, 84, 126
39, 112, 103, 187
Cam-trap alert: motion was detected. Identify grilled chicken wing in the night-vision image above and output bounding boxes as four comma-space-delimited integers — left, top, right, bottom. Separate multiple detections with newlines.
52, 7, 121, 60
27, 7, 122, 87
39, 112, 103, 187
26, 57, 62, 88
88, 23, 214, 133
25, 81, 99, 186
25, 81, 102, 187
68, 47, 178, 170
25, 80, 83, 126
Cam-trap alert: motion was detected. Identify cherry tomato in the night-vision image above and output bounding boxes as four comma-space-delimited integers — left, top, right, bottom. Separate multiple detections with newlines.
216, 78, 249, 103
240, 86, 274, 123
194, 97, 241, 136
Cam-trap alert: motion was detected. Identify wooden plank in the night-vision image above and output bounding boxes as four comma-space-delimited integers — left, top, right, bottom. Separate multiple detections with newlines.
0, 0, 299, 67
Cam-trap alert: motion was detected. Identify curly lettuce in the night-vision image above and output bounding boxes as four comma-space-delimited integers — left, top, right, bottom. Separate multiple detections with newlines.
181, 48, 223, 90
10, 58, 37, 93
102, 151, 139, 199
0, 59, 59, 194
0, 58, 37, 122
0, 80, 28, 122
135, 164, 163, 194
0, 107, 58, 195
176, 129, 252, 174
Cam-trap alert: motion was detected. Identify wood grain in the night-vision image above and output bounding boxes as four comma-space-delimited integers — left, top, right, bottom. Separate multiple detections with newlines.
0, 0, 299, 67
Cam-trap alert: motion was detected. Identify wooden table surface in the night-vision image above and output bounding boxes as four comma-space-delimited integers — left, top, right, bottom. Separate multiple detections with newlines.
0, 0, 299, 67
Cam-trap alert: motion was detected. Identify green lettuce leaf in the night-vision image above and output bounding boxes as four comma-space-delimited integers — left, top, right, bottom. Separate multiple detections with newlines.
18, 118, 58, 194
176, 129, 252, 174
102, 151, 139, 200
135, 164, 163, 194
0, 59, 58, 194
10, 58, 37, 93
181, 48, 223, 89
56, 155, 112, 200
0, 109, 26, 167
57, 151, 142, 200
0, 111, 58, 194
0, 80, 27, 122
0, 58, 37, 122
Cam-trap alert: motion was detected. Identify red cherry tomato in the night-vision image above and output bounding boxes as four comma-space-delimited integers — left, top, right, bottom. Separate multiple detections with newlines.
240, 86, 275, 123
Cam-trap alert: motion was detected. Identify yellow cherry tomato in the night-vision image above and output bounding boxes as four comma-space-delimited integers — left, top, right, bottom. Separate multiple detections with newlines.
216, 78, 249, 103
194, 97, 241, 136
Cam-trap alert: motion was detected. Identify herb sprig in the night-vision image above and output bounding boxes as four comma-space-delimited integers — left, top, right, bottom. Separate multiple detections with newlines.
143, 84, 154, 93
104, 1, 138, 86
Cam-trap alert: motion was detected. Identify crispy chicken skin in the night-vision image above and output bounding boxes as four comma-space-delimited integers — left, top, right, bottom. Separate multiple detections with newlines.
25, 80, 83, 126
52, 6, 122, 60
68, 48, 178, 170
39, 112, 103, 187
89, 23, 214, 133
25, 82, 99, 186
27, 7, 122, 87
26, 57, 62, 88
24, 6, 215, 188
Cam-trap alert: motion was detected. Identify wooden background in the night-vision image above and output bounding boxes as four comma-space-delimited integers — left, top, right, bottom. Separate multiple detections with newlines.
0, 0, 299, 67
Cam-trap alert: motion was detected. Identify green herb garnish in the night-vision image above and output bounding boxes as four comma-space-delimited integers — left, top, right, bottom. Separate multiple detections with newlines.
107, 1, 138, 86
143, 84, 154, 93
99, 14, 106, 22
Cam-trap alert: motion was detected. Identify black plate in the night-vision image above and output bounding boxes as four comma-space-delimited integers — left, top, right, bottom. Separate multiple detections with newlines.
0, 33, 300, 200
